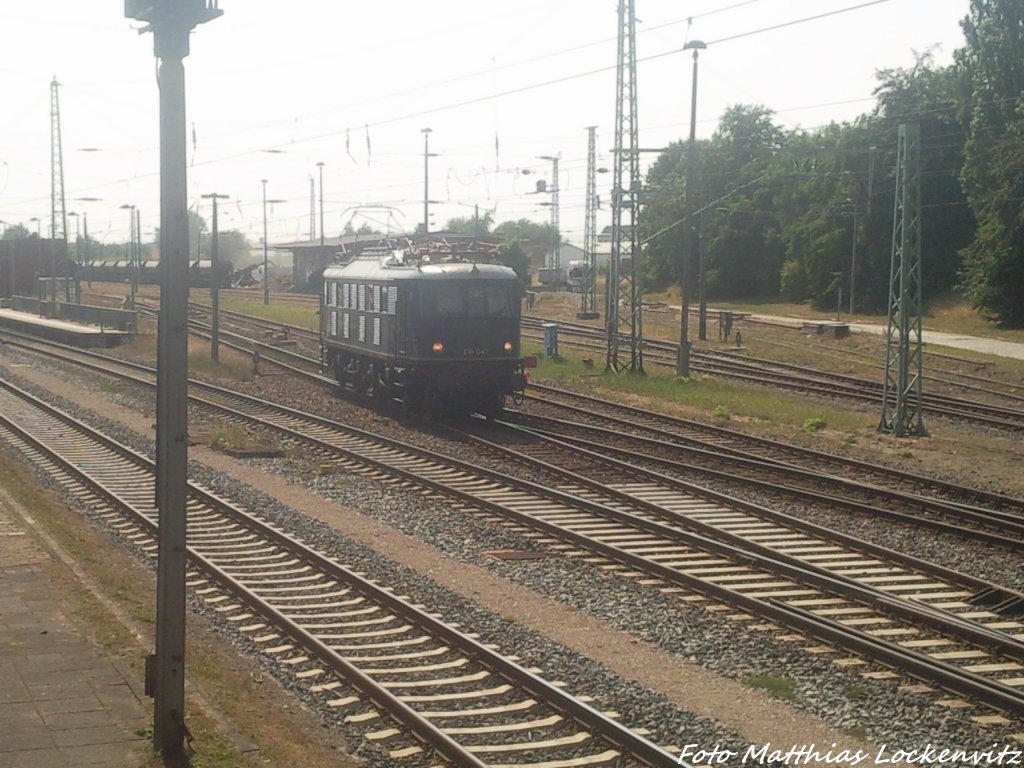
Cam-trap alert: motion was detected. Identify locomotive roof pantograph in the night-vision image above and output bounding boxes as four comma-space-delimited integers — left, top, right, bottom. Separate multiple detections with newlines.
323, 254, 520, 284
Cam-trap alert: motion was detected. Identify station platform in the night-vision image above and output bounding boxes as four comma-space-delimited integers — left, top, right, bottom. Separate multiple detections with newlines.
0, 308, 132, 349
0, 491, 148, 766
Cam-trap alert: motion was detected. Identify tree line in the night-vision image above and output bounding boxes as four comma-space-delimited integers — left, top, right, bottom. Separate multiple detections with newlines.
641, 0, 1023, 326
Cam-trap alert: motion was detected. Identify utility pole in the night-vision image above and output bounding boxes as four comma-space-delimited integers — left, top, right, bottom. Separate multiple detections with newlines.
309, 176, 315, 241
135, 208, 142, 299
849, 200, 857, 315
580, 126, 600, 319
679, 39, 706, 372
421, 128, 435, 236
50, 77, 68, 313
317, 161, 326, 250
538, 155, 561, 271
261, 181, 286, 305
83, 212, 91, 287
262, 179, 270, 304
201, 193, 228, 362
124, 0, 222, 758
606, 0, 644, 374
120, 204, 137, 308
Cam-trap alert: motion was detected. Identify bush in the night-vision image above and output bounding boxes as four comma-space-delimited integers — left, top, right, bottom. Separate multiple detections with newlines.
803, 416, 826, 433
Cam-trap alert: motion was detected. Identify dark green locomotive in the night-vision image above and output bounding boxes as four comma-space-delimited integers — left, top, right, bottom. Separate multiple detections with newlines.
321, 252, 530, 416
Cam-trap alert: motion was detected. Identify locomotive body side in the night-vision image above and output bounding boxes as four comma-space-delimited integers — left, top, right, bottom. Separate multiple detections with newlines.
321, 257, 526, 415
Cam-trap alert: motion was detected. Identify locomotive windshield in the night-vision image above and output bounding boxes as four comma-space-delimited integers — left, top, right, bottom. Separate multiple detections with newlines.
426, 283, 516, 318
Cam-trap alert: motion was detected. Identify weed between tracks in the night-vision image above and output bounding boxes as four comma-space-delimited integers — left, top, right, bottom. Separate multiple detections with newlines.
743, 673, 799, 702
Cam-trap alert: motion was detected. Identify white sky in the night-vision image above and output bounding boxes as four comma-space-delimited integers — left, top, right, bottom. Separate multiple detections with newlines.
0, 0, 969, 250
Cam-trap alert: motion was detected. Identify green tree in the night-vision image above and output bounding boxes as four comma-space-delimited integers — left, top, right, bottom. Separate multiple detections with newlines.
343, 221, 381, 235
212, 230, 251, 267
872, 51, 973, 306
493, 219, 557, 245
642, 105, 785, 297
497, 239, 529, 286
956, 0, 1024, 325
443, 211, 494, 237
1, 223, 31, 240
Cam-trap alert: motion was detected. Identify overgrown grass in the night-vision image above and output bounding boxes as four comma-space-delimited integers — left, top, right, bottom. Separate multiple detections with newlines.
744, 673, 798, 702
188, 349, 254, 381
529, 344, 869, 433
209, 425, 258, 451
212, 297, 319, 331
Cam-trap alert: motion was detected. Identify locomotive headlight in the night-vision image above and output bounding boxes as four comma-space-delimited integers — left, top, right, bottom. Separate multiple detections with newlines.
503, 341, 513, 352
432, 341, 444, 353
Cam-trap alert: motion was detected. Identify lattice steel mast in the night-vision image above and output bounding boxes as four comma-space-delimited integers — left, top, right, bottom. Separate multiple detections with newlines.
579, 126, 600, 319
50, 77, 68, 244
606, 0, 643, 373
880, 123, 927, 437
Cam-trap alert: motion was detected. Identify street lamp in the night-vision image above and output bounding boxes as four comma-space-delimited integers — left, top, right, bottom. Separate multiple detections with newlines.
678, 39, 706, 375
261, 179, 286, 305
29, 217, 41, 237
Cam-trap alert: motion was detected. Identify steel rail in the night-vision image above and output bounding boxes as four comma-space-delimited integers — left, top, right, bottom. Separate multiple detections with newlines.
471, 417, 1024, 614
507, 406, 1024, 547
525, 382, 1024, 515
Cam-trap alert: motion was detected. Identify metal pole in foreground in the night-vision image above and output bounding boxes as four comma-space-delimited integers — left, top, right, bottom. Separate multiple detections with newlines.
124, 0, 221, 758
202, 193, 228, 362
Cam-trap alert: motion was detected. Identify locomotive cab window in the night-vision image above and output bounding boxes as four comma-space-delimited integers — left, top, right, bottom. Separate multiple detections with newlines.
435, 285, 463, 317
487, 285, 515, 316
424, 283, 517, 319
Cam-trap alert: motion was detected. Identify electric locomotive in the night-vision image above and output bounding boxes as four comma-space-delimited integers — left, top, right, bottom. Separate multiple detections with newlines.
320, 249, 531, 416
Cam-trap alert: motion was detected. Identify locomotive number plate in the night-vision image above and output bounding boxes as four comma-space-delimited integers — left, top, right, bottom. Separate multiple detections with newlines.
462, 347, 490, 356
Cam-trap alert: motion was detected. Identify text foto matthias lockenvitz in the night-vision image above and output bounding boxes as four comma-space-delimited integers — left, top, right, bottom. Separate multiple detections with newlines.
677, 743, 1024, 766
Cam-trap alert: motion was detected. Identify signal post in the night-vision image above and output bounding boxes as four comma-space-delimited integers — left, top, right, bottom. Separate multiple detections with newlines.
123, 0, 222, 758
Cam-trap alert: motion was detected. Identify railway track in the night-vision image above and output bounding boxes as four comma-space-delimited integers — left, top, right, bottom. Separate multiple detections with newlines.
5, 335, 1024, 722
521, 316, 1024, 431
521, 384, 1024, 528
7, 322, 1023, 551
0, 376, 678, 768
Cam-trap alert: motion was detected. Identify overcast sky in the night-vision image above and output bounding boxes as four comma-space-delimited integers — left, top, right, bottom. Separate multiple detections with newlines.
0, 0, 969, 250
